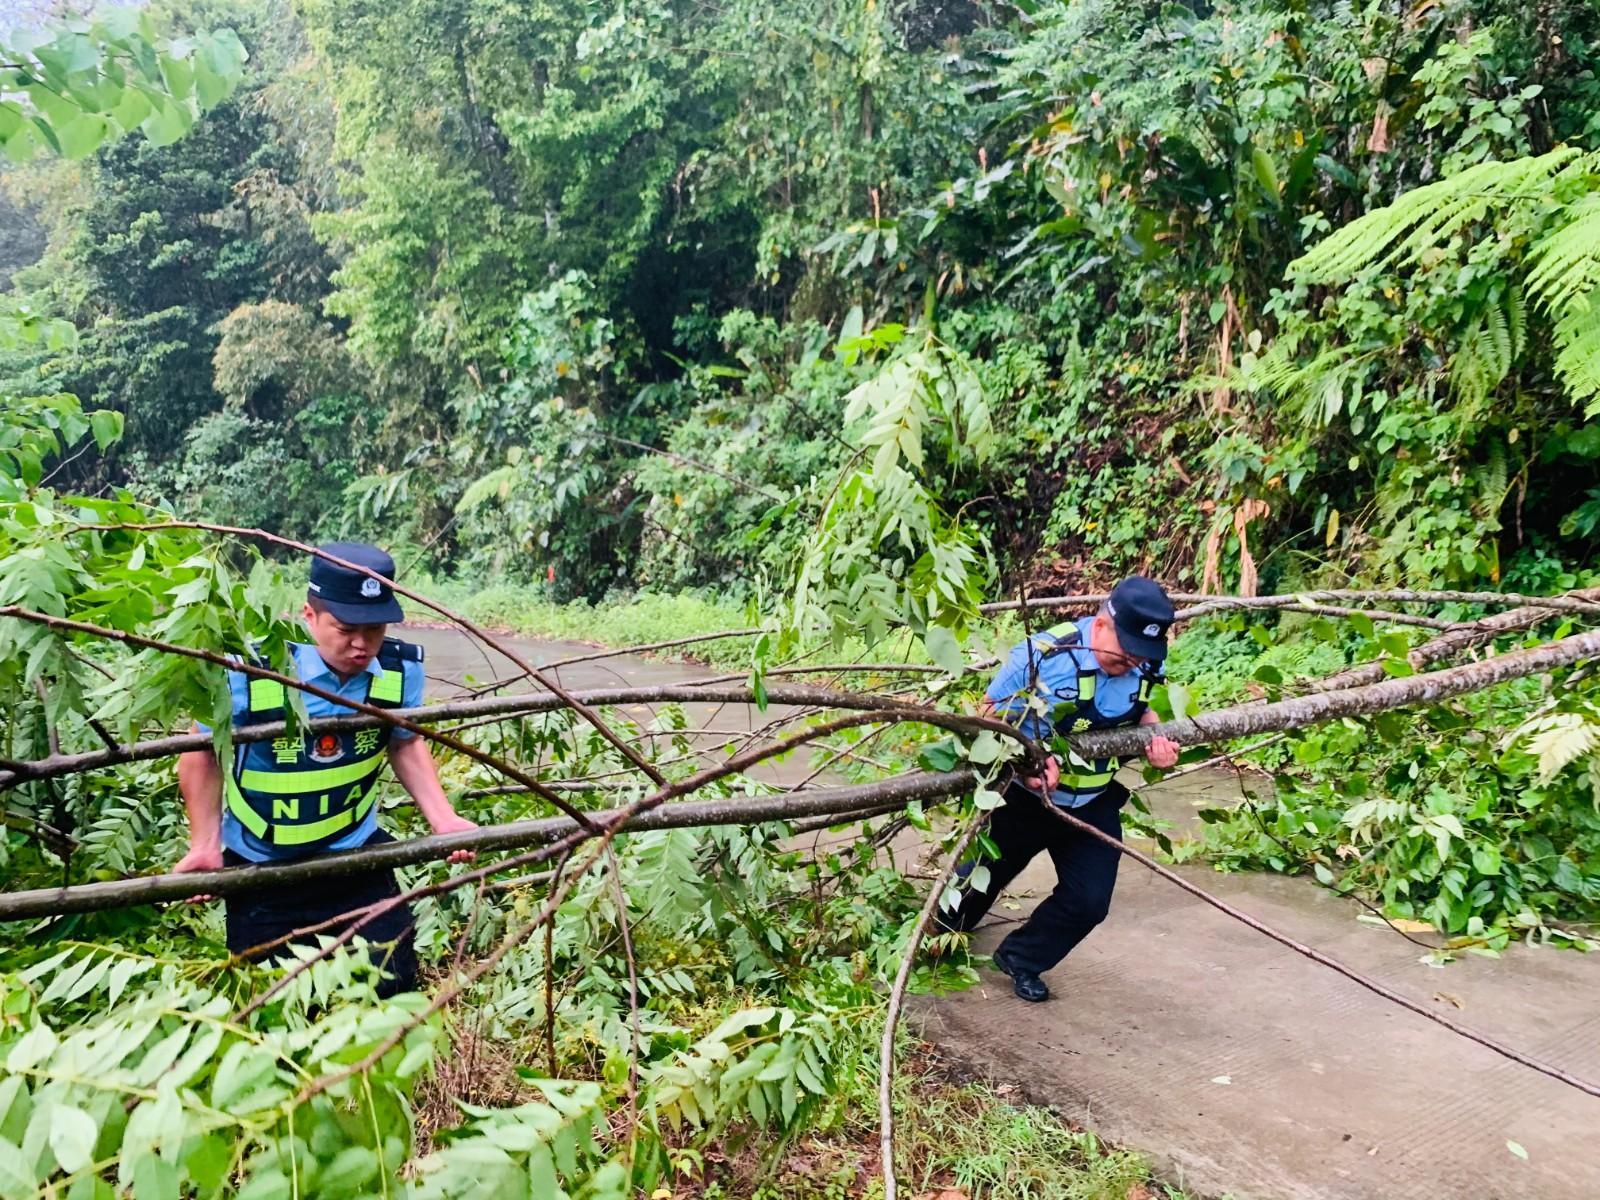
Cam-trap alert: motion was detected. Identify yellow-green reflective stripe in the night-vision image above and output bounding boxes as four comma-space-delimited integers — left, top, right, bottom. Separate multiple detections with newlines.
369, 667, 403, 703
248, 679, 284, 711
269, 787, 379, 847
224, 776, 269, 837
1061, 772, 1114, 789
1137, 677, 1153, 701
1078, 673, 1096, 701
239, 754, 382, 795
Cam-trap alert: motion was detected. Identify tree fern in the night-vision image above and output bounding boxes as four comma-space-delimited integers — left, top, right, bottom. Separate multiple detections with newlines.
1247, 337, 1381, 427
1291, 147, 1600, 414
1474, 437, 1509, 525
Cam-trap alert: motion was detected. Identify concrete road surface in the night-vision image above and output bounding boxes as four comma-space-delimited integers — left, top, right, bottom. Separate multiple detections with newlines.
913, 772, 1600, 1200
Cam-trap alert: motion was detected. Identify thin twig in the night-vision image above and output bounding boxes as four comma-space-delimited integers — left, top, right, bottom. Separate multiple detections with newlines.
1159, 733, 1286, 783
1, 811, 78, 857
543, 851, 569, 1076
880, 811, 986, 1200
33, 680, 62, 757
462, 628, 763, 697
596, 431, 784, 502
605, 845, 642, 1165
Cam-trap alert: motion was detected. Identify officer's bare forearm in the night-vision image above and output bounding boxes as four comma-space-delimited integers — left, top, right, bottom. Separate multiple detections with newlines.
1139, 709, 1161, 726
387, 736, 463, 828
176, 747, 223, 852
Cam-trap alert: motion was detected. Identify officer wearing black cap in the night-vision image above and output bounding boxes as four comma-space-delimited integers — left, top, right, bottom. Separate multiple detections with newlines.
938, 576, 1180, 1002
175, 542, 477, 996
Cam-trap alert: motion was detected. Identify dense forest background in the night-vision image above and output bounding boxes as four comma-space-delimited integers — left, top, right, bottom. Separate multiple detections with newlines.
6, 0, 1597, 605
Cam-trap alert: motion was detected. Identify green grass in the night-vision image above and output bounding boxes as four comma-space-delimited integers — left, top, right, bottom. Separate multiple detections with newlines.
427, 582, 758, 666
692, 1038, 1187, 1200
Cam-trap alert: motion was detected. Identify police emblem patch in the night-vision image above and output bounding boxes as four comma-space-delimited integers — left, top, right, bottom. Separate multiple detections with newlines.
360, 577, 382, 598
1143, 622, 1161, 637
309, 733, 343, 763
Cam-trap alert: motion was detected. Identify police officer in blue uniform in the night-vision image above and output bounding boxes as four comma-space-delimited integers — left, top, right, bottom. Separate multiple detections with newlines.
939, 576, 1180, 1002
174, 543, 478, 996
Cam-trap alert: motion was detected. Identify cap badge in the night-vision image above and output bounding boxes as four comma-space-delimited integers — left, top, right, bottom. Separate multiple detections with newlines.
1143, 622, 1161, 637
360, 577, 382, 598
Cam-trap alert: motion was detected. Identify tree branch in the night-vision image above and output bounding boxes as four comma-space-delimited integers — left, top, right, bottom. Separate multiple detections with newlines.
1286, 587, 1600, 697
977, 587, 1600, 617
0, 771, 978, 921
0, 603, 598, 829
880, 811, 985, 1200
1069, 626, 1600, 759
0, 682, 917, 789
65, 520, 670, 787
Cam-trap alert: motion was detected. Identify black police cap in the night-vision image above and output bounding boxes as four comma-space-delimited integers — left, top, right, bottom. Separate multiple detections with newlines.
1105, 575, 1175, 661
306, 542, 405, 625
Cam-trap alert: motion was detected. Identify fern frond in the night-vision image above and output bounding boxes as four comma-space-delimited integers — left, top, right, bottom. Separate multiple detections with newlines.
1449, 311, 1494, 415
1475, 438, 1508, 519
1289, 149, 1582, 283
1505, 282, 1526, 360
1248, 340, 1377, 427
1552, 289, 1600, 415
1291, 149, 1600, 415
1524, 191, 1600, 311
1485, 299, 1513, 381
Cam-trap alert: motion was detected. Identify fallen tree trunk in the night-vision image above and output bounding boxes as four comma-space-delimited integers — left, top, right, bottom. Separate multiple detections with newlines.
1071, 626, 1600, 759
0, 683, 914, 790
0, 769, 977, 921
13, 625, 1598, 919
10, 622, 1600, 796
1294, 587, 1600, 697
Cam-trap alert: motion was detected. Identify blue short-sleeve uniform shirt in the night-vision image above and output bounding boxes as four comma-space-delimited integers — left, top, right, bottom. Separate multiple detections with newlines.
984, 617, 1144, 807
199, 642, 424, 862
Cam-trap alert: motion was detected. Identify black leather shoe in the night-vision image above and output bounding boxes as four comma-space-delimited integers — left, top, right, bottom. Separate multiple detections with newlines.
991, 945, 1050, 1003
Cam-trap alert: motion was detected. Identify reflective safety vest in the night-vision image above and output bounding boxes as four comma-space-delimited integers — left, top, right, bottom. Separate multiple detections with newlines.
1033, 622, 1162, 806
223, 638, 423, 853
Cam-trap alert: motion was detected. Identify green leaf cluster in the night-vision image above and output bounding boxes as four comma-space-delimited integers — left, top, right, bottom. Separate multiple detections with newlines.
0, 12, 246, 163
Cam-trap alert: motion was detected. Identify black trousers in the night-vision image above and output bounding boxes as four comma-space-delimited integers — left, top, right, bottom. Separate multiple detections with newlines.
223, 829, 419, 998
938, 779, 1126, 974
